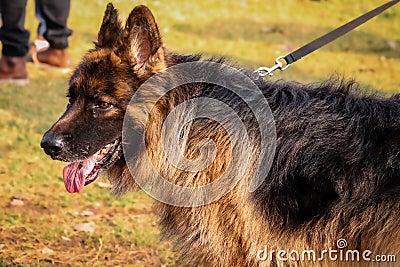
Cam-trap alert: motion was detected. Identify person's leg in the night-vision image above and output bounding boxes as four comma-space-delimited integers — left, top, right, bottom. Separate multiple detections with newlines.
0, 0, 29, 57
0, 0, 29, 82
36, 0, 72, 68
38, 0, 72, 49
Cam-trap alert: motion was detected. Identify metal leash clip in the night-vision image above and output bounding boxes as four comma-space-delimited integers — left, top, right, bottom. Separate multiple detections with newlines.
255, 56, 290, 78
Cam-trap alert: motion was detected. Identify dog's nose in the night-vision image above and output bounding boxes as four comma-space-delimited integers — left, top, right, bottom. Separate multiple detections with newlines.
40, 134, 65, 157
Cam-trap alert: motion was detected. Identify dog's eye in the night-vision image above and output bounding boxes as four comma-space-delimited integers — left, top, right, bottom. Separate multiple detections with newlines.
98, 102, 113, 110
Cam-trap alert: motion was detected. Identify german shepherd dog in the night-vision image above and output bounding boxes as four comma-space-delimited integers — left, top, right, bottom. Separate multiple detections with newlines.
41, 3, 400, 266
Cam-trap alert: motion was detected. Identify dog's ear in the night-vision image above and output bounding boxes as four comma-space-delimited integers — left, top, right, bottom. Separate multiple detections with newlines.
118, 5, 166, 77
96, 3, 123, 48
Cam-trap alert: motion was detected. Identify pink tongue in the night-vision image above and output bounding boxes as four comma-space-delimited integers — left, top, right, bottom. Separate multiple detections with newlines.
62, 156, 97, 193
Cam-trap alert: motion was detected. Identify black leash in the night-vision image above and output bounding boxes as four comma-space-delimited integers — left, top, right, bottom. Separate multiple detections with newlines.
256, 0, 400, 77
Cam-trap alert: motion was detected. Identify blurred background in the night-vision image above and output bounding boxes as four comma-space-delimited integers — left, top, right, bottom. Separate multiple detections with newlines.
0, 0, 399, 266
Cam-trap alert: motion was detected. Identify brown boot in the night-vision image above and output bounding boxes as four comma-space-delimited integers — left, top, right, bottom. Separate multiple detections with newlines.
0, 56, 28, 85
36, 47, 71, 69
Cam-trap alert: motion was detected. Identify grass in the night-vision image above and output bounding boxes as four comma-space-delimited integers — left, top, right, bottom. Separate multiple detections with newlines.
0, 0, 399, 266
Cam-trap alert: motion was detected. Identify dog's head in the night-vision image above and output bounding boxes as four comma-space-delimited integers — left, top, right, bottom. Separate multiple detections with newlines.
41, 4, 167, 193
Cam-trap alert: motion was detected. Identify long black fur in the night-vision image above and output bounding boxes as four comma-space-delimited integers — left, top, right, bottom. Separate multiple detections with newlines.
252, 78, 400, 226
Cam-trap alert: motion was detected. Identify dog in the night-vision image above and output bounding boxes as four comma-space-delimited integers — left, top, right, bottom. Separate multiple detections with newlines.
41, 3, 400, 266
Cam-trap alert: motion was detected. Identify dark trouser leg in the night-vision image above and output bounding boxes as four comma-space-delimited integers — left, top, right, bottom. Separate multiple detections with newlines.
0, 0, 29, 57
38, 0, 72, 49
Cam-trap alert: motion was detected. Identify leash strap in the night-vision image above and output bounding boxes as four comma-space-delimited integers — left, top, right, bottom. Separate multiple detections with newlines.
256, 0, 400, 77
